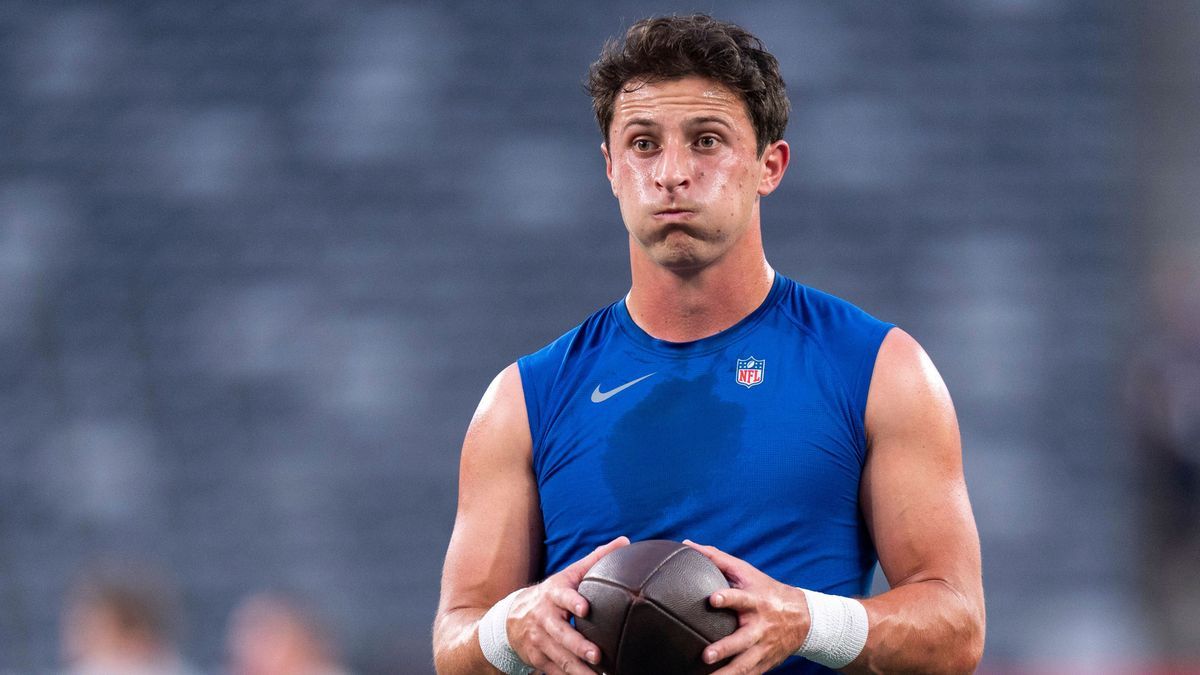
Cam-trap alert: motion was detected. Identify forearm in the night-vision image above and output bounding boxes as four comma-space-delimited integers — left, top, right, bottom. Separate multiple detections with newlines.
843, 579, 984, 674
433, 608, 499, 675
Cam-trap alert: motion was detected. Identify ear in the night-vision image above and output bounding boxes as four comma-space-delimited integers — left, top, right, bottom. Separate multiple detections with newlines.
756, 140, 790, 197
601, 142, 617, 196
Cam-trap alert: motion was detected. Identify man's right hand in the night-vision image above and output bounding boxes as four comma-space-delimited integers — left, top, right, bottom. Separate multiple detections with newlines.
505, 536, 630, 675
433, 365, 628, 675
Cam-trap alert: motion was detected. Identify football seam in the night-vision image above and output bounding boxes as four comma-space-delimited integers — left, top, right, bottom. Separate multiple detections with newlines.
612, 581, 637, 670
593, 542, 690, 591
642, 547, 733, 642
639, 544, 690, 588
583, 577, 731, 648
642, 595, 726, 647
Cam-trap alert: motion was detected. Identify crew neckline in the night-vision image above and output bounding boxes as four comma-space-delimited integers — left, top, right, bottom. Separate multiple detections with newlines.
614, 272, 787, 357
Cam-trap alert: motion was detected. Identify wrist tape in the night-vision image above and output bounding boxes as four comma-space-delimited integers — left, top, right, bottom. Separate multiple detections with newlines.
794, 588, 869, 669
478, 589, 534, 675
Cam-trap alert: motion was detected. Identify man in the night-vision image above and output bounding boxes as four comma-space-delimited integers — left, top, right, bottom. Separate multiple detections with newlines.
434, 14, 984, 675
226, 592, 352, 675
61, 559, 201, 675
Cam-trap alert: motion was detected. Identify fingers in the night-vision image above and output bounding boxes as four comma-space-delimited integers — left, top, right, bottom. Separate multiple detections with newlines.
541, 604, 601, 666
702, 622, 762, 667
514, 614, 600, 674
526, 612, 600, 674
531, 642, 591, 675
709, 587, 755, 611
684, 539, 753, 585
512, 585, 602, 672
548, 585, 591, 618
561, 535, 630, 582
707, 644, 770, 675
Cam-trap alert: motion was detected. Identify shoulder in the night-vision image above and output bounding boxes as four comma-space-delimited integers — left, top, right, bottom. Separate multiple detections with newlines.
873, 327, 936, 375
517, 300, 623, 384
868, 329, 953, 417
864, 328, 959, 450
514, 300, 624, 446
465, 362, 531, 456
773, 276, 893, 343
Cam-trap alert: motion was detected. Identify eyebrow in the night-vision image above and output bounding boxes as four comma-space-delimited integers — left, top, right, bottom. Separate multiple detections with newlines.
619, 115, 734, 132
686, 116, 734, 130
621, 117, 658, 132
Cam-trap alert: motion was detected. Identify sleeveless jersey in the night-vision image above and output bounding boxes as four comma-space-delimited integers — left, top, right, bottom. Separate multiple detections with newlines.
517, 273, 894, 674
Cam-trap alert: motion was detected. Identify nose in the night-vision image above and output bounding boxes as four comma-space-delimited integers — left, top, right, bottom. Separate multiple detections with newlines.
654, 142, 691, 193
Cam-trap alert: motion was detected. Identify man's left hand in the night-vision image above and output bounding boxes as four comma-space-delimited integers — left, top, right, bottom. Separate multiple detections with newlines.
684, 540, 810, 675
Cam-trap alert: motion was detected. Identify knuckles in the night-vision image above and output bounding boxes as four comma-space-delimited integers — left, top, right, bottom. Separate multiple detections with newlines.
510, 577, 600, 668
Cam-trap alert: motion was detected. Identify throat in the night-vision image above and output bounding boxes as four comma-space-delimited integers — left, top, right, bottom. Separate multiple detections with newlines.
626, 264, 775, 343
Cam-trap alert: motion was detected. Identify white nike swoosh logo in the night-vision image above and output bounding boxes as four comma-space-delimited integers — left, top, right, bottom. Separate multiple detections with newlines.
590, 372, 656, 403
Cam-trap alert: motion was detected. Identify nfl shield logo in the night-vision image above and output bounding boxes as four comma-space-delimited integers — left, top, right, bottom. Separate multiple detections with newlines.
736, 357, 765, 388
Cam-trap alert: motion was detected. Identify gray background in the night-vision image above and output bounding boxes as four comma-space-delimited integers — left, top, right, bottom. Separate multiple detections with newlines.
2, 1, 1198, 672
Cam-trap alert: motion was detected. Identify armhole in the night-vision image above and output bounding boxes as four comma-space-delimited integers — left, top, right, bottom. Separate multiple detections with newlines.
858, 324, 897, 451
516, 357, 542, 468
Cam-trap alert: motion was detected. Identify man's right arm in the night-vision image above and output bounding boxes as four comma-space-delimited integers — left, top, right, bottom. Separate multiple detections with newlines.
433, 363, 542, 673
432, 363, 625, 674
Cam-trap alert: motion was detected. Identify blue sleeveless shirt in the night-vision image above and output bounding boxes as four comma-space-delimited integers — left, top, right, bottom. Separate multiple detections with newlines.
517, 273, 894, 674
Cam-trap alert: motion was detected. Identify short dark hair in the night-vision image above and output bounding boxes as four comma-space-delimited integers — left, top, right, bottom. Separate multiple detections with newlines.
586, 14, 789, 156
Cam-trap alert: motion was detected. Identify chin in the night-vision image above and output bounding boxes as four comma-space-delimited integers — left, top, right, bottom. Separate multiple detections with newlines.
631, 225, 723, 271
649, 245, 714, 272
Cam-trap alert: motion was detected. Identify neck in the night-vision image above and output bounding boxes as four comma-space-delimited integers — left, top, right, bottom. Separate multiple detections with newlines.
625, 230, 774, 343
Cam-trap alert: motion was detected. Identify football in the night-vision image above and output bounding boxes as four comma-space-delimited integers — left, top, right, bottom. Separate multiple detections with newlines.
576, 539, 738, 675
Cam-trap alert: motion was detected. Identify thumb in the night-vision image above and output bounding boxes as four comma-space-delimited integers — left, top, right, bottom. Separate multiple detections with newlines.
561, 536, 630, 583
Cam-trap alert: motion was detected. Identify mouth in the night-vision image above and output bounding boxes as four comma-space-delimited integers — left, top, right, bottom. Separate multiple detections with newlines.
653, 207, 696, 219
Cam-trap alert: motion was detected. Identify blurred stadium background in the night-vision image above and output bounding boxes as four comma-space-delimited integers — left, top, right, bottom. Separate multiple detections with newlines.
2, 0, 1198, 672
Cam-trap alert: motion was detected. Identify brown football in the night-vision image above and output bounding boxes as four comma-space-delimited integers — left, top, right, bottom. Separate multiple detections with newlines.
576, 539, 738, 675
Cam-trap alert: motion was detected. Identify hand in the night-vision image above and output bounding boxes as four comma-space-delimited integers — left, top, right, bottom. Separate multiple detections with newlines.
684, 540, 810, 675
506, 536, 630, 675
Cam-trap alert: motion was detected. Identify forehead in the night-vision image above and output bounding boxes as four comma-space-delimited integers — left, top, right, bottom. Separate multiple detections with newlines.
611, 76, 749, 130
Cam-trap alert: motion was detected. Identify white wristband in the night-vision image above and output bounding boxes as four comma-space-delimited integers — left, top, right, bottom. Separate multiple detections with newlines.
478, 589, 534, 675
794, 588, 869, 669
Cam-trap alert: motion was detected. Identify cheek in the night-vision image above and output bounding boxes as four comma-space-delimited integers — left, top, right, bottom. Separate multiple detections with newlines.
713, 159, 758, 218
614, 159, 642, 185
729, 160, 757, 197
704, 156, 743, 195
624, 164, 658, 200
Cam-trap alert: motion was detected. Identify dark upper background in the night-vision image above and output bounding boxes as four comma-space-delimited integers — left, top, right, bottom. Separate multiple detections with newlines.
2, 1, 1198, 672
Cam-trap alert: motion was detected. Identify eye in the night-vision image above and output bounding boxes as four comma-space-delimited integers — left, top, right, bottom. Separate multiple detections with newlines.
633, 139, 656, 152
696, 135, 719, 149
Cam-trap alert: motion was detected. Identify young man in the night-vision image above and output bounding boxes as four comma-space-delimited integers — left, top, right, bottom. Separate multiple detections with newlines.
434, 15, 984, 675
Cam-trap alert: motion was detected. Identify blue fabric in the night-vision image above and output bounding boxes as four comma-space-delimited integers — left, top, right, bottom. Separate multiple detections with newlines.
517, 273, 894, 674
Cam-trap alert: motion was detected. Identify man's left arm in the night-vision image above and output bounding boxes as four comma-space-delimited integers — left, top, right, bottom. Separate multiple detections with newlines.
847, 326, 985, 672
687, 327, 984, 674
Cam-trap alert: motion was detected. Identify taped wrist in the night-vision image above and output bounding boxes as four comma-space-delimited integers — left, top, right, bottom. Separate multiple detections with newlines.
794, 588, 869, 669
478, 589, 534, 675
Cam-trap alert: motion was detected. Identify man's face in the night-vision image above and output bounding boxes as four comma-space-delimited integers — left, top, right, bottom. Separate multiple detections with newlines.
602, 75, 787, 272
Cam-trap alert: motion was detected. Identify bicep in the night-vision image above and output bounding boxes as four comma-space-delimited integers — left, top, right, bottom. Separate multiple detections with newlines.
438, 363, 543, 616
861, 329, 981, 594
